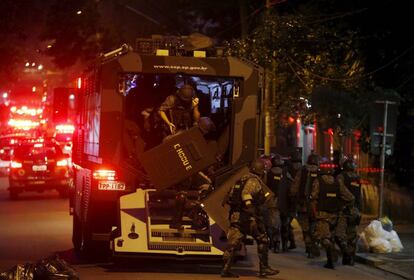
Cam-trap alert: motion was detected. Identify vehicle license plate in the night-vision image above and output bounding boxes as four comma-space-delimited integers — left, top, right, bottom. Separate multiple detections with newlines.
98, 181, 126, 191
32, 165, 47, 171
32, 180, 46, 185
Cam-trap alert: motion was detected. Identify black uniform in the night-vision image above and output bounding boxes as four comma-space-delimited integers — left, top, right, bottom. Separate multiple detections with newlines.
266, 166, 283, 252
310, 174, 354, 269
290, 164, 318, 257
335, 171, 362, 265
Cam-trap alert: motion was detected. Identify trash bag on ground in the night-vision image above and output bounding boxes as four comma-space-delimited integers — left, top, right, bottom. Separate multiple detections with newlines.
0, 255, 79, 280
362, 218, 404, 254
379, 216, 394, 232
369, 237, 392, 253
0, 263, 36, 280
389, 230, 404, 253
357, 232, 370, 252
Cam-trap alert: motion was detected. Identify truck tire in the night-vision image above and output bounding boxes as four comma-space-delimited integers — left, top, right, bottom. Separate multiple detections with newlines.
58, 188, 69, 198
9, 189, 19, 200
72, 214, 82, 253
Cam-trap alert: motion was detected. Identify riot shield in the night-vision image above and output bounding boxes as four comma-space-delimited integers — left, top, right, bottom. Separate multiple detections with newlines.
139, 127, 216, 189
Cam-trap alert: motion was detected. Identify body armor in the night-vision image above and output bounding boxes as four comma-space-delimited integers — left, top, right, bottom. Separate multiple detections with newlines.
268, 166, 283, 195
343, 173, 362, 211
298, 168, 317, 206
317, 176, 341, 213
169, 96, 193, 130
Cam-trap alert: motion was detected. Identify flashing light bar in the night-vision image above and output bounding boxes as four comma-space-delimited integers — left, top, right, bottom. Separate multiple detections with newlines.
77, 77, 82, 89
55, 124, 75, 133
56, 159, 69, 167
8, 119, 40, 130
93, 169, 116, 181
11, 161, 23, 169
10, 106, 43, 116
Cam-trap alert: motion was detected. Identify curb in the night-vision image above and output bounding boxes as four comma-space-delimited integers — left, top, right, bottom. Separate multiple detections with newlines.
356, 254, 413, 280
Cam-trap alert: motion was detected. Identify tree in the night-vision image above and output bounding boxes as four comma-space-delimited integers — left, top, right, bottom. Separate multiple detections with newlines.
225, 8, 365, 125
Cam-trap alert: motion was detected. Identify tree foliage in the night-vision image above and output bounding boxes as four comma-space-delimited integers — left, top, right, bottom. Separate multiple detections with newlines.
225, 9, 365, 129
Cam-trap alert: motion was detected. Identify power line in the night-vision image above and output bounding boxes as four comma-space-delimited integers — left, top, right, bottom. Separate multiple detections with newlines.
305, 8, 369, 25
287, 44, 414, 82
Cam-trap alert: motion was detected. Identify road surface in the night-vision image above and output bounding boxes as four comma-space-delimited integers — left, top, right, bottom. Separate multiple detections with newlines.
0, 177, 403, 279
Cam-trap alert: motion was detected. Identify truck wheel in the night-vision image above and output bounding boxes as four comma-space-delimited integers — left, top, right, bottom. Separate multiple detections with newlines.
73, 216, 98, 257
58, 188, 69, 198
9, 189, 19, 200
72, 214, 83, 253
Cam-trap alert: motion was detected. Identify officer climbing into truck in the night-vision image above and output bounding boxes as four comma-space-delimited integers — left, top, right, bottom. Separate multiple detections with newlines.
221, 159, 280, 278
158, 84, 200, 139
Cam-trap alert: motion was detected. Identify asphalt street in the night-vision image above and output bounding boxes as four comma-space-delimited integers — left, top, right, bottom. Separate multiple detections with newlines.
0, 177, 404, 279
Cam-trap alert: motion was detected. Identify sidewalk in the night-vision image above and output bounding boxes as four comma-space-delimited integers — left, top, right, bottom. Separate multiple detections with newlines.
356, 219, 414, 280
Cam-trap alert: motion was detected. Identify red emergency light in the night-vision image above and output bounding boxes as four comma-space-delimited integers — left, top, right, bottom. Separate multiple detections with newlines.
77, 77, 82, 89
55, 124, 75, 133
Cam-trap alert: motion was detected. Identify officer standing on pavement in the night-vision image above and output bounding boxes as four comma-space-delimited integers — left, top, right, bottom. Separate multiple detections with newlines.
221, 159, 280, 278
290, 153, 319, 258
158, 84, 200, 138
335, 158, 362, 265
266, 154, 284, 253
310, 162, 354, 269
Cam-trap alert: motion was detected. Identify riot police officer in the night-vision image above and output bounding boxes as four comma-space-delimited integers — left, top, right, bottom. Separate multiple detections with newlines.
290, 153, 319, 258
266, 154, 284, 253
158, 84, 200, 137
310, 163, 354, 269
335, 158, 362, 265
221, 159, 279, 278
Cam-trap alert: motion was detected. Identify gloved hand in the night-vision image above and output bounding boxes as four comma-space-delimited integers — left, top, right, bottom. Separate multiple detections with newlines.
244, 201, 256, 216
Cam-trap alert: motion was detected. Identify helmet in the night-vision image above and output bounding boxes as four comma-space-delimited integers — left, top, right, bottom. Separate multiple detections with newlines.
271, 154, 284, 167
250, 159, 266, 176
342, 158, 357, 171
198, 117, 216, 135
177, 84, 194, 102
307, 153, 319, 166
291, 150, 302, 163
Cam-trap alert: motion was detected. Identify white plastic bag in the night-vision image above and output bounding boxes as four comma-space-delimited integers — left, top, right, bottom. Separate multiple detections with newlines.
369, 237, 392, 253
389, 230, 404, 252
357, 232, 370, 252
364, 220, 390, 241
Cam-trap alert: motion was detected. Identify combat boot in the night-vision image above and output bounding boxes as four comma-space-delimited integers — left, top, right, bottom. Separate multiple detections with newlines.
324, 246, 336, 269
221, 262, 239, 278
305, 246, 314, 258
221, 270, 239, 278
281, 240, 288, 252
259, 264, 280, 278
273, 241, 280, 253
288, 239, 296, 250
342, 254, 351, 265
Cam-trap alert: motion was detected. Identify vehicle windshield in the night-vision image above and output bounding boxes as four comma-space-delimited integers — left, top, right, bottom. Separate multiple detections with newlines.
55, 133, 73, 142
13, 142, 64, 160
121, 73, 237, 167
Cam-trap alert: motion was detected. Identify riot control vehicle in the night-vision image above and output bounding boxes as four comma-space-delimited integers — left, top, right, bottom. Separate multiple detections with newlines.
71, 42, 263, 258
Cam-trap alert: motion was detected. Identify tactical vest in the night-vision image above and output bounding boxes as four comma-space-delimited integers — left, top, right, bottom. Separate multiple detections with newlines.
227, 175, 266, 211
298, 168, 318, 203
170, 97, 193, 129
343, 172, 362, 211
277, 169, 293, 214
268, 167, 283, 195
317, 176, 341, 213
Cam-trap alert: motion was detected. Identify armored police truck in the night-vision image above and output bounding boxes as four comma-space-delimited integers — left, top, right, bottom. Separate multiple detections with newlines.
71, 43, 263, 258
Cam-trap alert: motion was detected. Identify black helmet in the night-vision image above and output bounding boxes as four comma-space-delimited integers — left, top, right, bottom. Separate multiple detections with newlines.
342, 158, 357, 171
250, 159, 265, 176
307, 153, 319, 166
177, 84, 194, 102
271, 154, 284, 167
291, 150, 302, 163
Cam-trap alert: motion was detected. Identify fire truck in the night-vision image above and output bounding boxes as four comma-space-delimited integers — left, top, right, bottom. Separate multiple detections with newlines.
71, 42, 263, 258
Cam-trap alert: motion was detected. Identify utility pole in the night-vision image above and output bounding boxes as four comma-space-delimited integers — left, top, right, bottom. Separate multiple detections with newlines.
263, 0, 275, 156
375, 100, 397, 218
